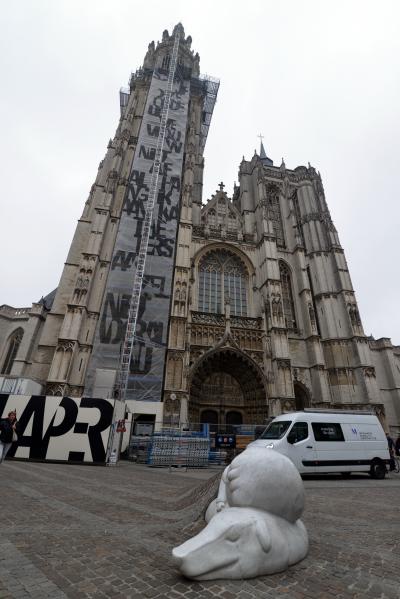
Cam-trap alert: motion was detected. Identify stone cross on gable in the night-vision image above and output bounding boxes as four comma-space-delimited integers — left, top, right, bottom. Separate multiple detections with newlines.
218, 182, 225, 192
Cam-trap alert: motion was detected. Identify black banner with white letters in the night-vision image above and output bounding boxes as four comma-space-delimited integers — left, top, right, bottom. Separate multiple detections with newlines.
85, 67, 190, 401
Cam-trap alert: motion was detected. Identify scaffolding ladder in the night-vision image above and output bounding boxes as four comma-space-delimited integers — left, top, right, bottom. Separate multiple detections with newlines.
115, 32, 181, 401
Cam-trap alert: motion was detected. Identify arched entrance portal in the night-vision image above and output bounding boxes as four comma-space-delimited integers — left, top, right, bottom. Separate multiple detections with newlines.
189, 348, 267, 427
294, 382, 310, 411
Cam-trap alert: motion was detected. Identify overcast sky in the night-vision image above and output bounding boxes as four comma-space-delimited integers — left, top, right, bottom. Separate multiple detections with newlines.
1, 0, 399, 344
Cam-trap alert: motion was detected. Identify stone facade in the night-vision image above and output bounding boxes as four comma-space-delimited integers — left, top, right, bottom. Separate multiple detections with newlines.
1, 24, 399, 434
163, 155, 400, 432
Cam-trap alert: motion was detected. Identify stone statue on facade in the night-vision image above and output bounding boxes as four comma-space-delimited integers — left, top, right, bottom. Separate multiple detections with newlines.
193, 52, 200, 76
272, 293, 283, 319
308, 303, 316, 327
143, 41, 155, 68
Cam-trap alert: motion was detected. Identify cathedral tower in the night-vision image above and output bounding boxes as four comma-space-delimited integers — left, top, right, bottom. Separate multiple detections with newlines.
24, 24, 219, 401
169, 149, 390, 428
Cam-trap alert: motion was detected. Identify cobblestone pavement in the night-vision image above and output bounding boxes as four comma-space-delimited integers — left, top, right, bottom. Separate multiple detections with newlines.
0, 460, 399, 599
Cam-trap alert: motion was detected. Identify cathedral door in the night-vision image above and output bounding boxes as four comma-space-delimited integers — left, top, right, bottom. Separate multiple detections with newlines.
200, 372, 244, 429
189, 348, 267, 426
225, 410, 243, 433
200, 409, 218, 432
294, 382, 310, 411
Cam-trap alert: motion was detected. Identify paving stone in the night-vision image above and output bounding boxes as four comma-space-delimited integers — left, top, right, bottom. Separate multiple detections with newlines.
0, 461, 400, 598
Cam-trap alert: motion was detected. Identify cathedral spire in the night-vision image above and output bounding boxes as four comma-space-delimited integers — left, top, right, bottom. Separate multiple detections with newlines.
258, 134, 273, 166
172, 22, 185, 39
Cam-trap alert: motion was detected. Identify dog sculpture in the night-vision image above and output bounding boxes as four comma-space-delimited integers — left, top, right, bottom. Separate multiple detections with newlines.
172, 448, 309, 580
172, 506, 308, 580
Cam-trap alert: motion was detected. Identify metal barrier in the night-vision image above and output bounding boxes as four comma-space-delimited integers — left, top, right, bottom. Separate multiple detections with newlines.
149, 434, 209, 469
127, 422, 268, 468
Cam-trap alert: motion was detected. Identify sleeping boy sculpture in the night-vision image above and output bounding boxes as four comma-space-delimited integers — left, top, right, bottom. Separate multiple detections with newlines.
172, 447, 309, 580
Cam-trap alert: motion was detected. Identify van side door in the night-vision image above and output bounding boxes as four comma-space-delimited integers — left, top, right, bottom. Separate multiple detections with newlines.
311, 422, 346, 472
286, 421, 317, 473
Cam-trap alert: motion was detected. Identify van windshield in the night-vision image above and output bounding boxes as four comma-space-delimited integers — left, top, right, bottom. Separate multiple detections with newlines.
260, 421, 292, 439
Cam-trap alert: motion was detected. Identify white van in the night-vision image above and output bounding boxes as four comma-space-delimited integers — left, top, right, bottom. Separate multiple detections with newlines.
248, 410, 390, 479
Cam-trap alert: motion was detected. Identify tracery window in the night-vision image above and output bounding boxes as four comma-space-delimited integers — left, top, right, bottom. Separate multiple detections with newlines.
198, 250, 248, 316
161, 54, 171, 70
1, 328, 23, 375
279, 261, 297, 329
267, 184, 285, 248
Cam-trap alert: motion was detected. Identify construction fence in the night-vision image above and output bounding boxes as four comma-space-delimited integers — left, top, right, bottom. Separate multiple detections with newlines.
125, 423, 268, 469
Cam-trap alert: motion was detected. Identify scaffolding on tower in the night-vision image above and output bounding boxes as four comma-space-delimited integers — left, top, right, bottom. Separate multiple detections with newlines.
115, 38, 219, 404
114, 31, 182, 402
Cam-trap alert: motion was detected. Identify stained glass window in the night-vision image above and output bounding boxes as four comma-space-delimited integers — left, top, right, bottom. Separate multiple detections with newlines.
1, 328, 23, 375
161, 54, 170, 70
198, 250, 248, 316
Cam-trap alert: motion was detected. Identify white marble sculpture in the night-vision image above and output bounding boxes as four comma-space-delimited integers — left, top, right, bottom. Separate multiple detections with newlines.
172, 448, 308, 580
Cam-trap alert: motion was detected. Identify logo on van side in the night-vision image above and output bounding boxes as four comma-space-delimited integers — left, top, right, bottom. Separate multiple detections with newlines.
351, 427, 357, 435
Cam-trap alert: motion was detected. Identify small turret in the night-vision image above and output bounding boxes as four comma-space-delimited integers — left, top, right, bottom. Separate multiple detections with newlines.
147, 24, 200, 75
173, 22, 185, 39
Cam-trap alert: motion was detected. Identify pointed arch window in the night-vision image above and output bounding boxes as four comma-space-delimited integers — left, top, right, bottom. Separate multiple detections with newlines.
198, 250, 248, 316
161, 54, 171, 70
279, 262, 297, 329
1, 328, 23, 375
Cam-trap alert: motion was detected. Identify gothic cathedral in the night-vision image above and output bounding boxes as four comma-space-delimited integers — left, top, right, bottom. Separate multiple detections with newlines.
1, 24, 399, 434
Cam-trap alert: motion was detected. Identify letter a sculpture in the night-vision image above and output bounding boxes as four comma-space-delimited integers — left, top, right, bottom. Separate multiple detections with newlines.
172, 447, 309, 580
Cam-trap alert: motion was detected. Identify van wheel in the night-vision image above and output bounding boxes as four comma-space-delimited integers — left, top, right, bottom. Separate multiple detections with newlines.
370, 460, 386, 479
341, 472, 351, 478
